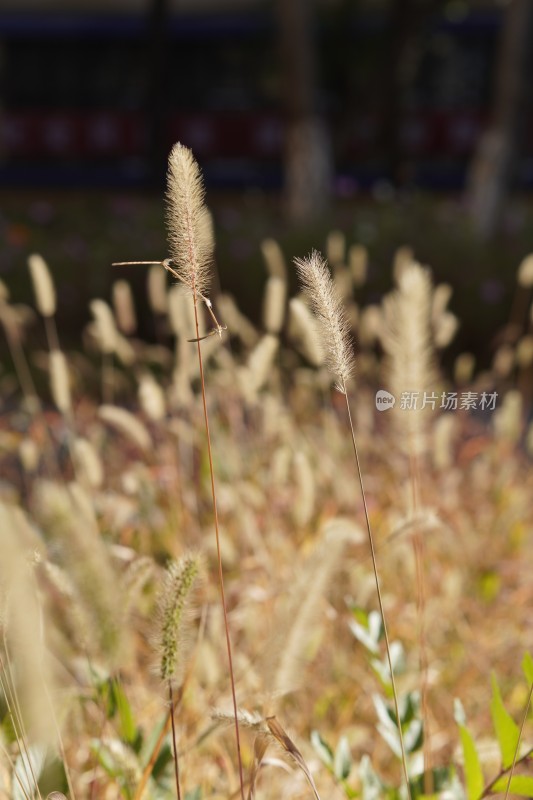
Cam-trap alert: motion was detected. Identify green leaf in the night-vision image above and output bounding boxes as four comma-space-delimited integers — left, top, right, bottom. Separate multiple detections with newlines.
458, 724, 483, 800
334, 736, 352, 781
310, 730, 334, 769
359, 754, 385, 800
492, 775, 533, 796
376, 723, 401, 759
490, 673, 520, 769
373, 694, 397, 731
404, 719, 423, 754
454, 698, 466, 727
348, 619, 379, 655
522, 652, 533, 685
111, 679, 137, 745
368, 611, 383, 644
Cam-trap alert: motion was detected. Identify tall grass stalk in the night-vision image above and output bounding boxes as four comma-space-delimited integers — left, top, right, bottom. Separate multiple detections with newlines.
166, 142, 244, 800
382, 262, 436, 790
295, 250, 412, 800
113, 142, 245, 800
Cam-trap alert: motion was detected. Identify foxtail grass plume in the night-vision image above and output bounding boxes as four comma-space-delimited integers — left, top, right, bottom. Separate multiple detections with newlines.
138, 373, 166, 421
288, 297, 324, 367
90, 299, 118, 354
49, 350, 71, 414
28, 253, 56, 317
517, 254, 533, 288
454, 352, 476, 385
493, 390, 523, 444
112, 279, 137, 335
246, 334, 279, 394
166, 143, 212, 297
348, 244, 368, 286
156, 554, 201, 683
19, 437, 39, 473
382, 262, 435, 456
516, 335, 533, 369
326, 229, 345, 265
432, 283, 453, 322
434, 311, 459, 349
34, 480, 127, 665
147, 264, 168, 314
294, 250, 353, 392
392, 245, 414, 284
271, 517, 361, 695
0, 278, 9, 303
493, 344, 515, 378
99, 404, 153, 453
261, 237, 287, 280
72, 437, 104, 488
263, 276, 287, 334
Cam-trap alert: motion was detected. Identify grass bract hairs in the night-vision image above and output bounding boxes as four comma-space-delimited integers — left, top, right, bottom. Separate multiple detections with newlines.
294, 250, 354, 394
166, 143, 212, 298
155, 553, 202, 685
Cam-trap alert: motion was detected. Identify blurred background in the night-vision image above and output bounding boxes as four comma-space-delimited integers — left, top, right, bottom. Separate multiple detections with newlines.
1, 0, 532, 359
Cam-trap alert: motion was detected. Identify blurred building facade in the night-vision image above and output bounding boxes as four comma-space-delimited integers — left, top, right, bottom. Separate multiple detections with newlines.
1, 0, 529, 191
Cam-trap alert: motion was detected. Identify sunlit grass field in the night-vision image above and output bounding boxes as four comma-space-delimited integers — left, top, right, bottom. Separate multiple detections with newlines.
0, 176, 533, 799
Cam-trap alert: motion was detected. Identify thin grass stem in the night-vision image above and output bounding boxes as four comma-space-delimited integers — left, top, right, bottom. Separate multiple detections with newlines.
168, 682, 182, 800
409, 452, 432, 794
192, 289, 246, 800
343, 388, 412, 800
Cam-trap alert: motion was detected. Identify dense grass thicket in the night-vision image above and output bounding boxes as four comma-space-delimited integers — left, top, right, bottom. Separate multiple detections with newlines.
1, 157, 533, 799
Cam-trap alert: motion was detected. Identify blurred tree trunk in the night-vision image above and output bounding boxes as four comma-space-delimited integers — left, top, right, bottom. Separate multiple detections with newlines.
381, 0, 415, 186
466, 0, 533, 239
380, 0, 439, 188
276, 0, 332, 223
146, 0, 169, 187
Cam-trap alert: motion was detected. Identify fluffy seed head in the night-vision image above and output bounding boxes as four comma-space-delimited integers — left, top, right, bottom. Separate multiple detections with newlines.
517, 335, 533, 368
261, 238, 287, 280
49, 349, 72, 413
28, 253, 56, 317
156, 554, 201, 683
348, 244, 368, 286
288, 297, 324, 367
247, 333, 279, 393
72, 437, 104, 488
517, 254, 533, 288
326, 229, 345, 265
99, 404, 153, 453
147, 264, 168, 314
294, 250, 354, 392
138, 373, 166, 421
382, 262, 435, 456
454, 352, 476, 385
166, 143, 212, 296
112, 280, 137, 334
263, 276, 287, 334
90, 299, 118, 354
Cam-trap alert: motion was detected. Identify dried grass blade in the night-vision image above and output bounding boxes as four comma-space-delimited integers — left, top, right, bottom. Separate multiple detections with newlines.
266, 716, 322, 800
